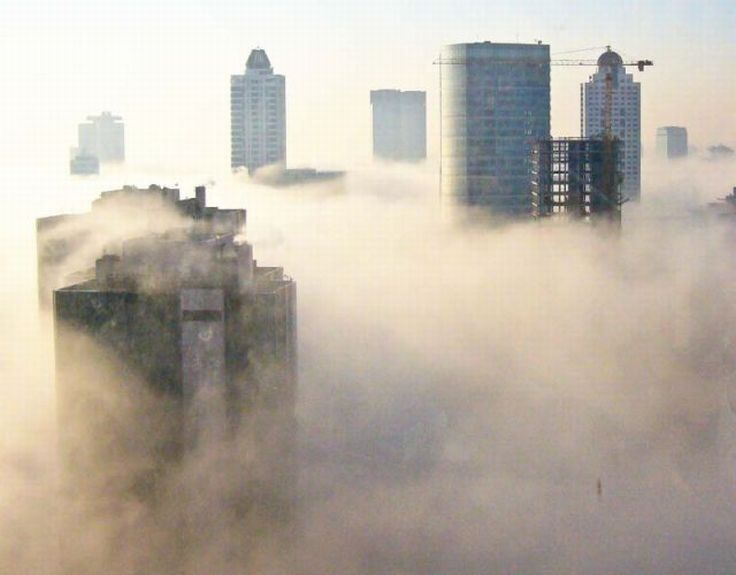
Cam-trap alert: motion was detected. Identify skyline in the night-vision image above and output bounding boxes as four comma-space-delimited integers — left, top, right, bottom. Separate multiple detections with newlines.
2, 1, 734, 174
2, 3, 736, 570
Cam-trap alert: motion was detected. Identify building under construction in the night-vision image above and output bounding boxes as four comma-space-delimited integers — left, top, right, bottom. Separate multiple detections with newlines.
531, 137, 622, 224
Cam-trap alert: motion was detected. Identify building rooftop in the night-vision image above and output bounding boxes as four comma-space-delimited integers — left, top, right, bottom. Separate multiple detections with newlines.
246, 48, 272, 71
445, 41, 549, 48
37, 185, 247, 305
597, 48, 623, 68
56, 230, 293, 299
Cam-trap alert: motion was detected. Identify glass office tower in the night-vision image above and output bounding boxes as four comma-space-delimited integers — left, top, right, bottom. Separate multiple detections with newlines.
440, 42, 550, 219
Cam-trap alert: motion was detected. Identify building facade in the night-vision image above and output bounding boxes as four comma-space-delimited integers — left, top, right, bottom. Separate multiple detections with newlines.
77, 111, 125, 163
531, 137, 621, 225
440, 42, 551, 218
370, 89, 426, 161
53, 196, 297, 571
581, 49, 641, 201
231, 49, 287, 173
656, 126, 688, 158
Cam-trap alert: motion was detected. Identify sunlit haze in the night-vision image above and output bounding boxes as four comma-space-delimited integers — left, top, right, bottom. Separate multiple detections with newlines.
2, 1, 736, 574
2, 0, 734, 171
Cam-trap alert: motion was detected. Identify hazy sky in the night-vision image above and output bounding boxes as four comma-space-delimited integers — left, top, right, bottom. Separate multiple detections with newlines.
2, 3, 736, 572
2, 0, 734, 171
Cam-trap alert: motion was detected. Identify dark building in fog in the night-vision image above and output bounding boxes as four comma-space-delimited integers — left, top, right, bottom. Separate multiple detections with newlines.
53, 189, 297, 571
656, 126, 688, 158
370, 89, 426, 161
54, 222, 297, 438
36, 184, 245, 307
531, 137, 621, 224
439, 42, 551, 219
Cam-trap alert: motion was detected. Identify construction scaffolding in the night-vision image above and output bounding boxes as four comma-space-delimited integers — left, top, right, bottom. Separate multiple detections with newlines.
531, 137, 622, 224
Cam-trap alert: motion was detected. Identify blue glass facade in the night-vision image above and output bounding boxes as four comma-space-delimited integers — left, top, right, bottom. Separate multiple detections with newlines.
440, 43, 551, 218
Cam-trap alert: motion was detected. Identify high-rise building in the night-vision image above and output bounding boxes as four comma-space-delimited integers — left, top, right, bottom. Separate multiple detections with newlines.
581, 49, 641, 201
656, 126, 688, 158
53, 191, 297, 571
77, 111, 125, 163
531, 137, 621, 225
231, 48, 287, 173
440, 42, 551, 218
370, 89, 426, 161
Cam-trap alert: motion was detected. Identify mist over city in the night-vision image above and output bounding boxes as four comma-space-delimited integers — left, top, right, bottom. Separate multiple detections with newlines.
1, 1, 736, 574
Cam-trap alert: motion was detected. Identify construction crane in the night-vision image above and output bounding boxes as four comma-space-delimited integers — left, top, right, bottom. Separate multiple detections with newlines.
434, 46, 653, 221
434, 46, 653, 136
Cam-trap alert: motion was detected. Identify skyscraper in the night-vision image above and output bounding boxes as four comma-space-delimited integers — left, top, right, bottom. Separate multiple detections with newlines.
656, 126, 688, 158
440, 42, 551, 218
370, 89, 426, 161
53, 191, 297, 571
77, 111, 125, 163
581, 49, 641, 201
231, 48, 287, 173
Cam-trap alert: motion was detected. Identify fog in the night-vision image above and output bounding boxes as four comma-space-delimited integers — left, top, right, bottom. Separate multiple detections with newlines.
1, 155, 736, 574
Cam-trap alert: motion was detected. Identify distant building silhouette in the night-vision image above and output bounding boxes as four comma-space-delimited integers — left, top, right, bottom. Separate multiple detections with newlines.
581, 49, 641, 201
78, 111, 125, 162
707, 144, 735, 159
370, 90, 426, 161
69, 150, 99, 175
231, 49, 286, 173
253, 166, 346, 189
656, 126, 688, 158
439, 42, 551, 219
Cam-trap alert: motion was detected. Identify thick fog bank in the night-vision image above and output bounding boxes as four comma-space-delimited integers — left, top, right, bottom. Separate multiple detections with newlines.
1, 160, 735, 574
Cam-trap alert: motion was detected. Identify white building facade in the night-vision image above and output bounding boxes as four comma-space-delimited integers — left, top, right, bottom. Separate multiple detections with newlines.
78, 111, 125, 163
581, 49, 641, 201
230, 49, 286, 173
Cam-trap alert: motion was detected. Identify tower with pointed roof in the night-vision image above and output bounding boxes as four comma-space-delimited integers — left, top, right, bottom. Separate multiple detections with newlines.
231, 48, 286, 173
581, 48, 642, 201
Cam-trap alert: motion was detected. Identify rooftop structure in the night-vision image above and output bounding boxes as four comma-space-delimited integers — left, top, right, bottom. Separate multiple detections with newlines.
707, 187, 736, 217
252, 167, 346, 189
36, 185, 244, 307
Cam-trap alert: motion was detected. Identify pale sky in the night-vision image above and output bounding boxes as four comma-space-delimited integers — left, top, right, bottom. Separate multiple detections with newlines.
1, 0, 734, 172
